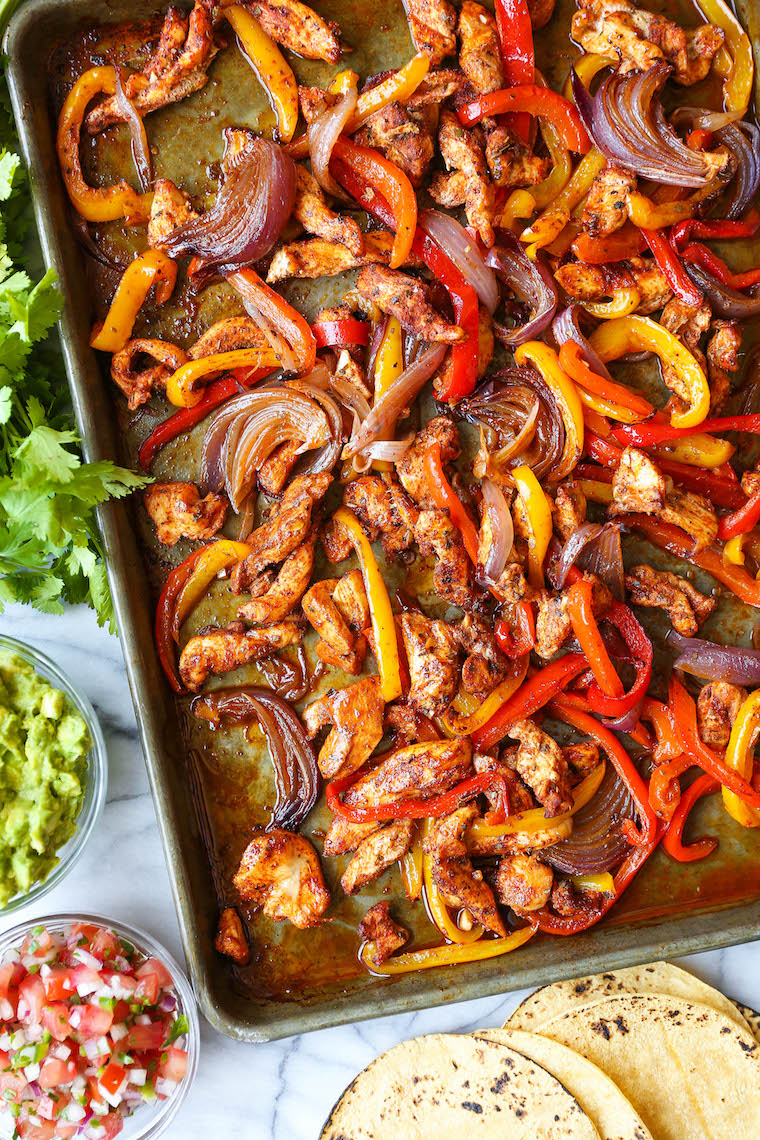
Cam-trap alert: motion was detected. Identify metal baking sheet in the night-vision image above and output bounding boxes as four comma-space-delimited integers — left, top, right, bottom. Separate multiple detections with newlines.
5, 0, 760, 1042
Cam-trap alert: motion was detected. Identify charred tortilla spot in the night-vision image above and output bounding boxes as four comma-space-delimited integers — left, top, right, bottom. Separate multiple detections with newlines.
461, 1101, 483, 1113
591, 1019, 612, 1040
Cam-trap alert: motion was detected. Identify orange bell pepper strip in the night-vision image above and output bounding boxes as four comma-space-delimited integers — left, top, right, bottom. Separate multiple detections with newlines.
225, 5, 298, 143
472, 653, 588, 750
166, 346, 281, 408
172, 539, 253, 642
227, 267, 317, 372
648, 753, 692, 821
423, 441, 479, 564
56, 66, 151, 224
330, 137, 416, 268
641, 698, 682, 764
662, 774, 719, 862
360, 925, 534, 975
90, 251, 177, 353
558, 342, 654, 419
565, 577, 624, 699
458, 86, 591, 154
571, 223, 647, 265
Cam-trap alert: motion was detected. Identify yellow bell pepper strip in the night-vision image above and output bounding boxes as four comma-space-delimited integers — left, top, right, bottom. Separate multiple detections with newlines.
652, 433, 734, 470
723, 690, 760, 828
472, 653, 588, 750
589, 316, 710, 430
697, 0, 754, 114
578, 477, 614, 505
423, 821, 483, 944
626, 180, 723, 229
576, 383, 643, 424
400, 830, 423, 900
562, 53, 615, 101
514, 342, 585, 479
500, 189, 537, 231
582, 288, 641, 320
331, 137, 416, 269
528, 73, 572, 211
467, 763, 606, 843
359, 925, 535, 976
330, 69, 361, 95
56, 66, 152, 224
370, 315, 404, 472
511, 464, 552, 588
459, 87, 591, 154
172, 539, 252, 642
444, 657, 529, 737
225, 5, 298, 142
166, 347, 280, 408
571, 872, 615, 894
520, 147, 605, 254
723, 534, 747, 565
90, 251, 177, 353
333, 506, 402, 702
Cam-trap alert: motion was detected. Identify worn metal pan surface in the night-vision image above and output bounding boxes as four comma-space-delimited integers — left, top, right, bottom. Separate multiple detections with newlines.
5, 0, 760, 1042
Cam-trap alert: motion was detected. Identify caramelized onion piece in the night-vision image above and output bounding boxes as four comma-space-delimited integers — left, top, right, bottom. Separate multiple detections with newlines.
420, 209, 499, 313
113, 68, 152, 192
543, 766, 634, 875
459, 367, 564, 481
486, 229, 558, 344
308, 86, 357, 201
480, 478, 514, 583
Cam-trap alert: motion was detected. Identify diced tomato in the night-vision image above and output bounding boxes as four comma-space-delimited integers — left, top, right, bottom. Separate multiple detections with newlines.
158, 1047, 188, 1083
69, 923, 99, 947
70, 964, 102, 994
100, 969, 137, 998
112, 1000, 131, 1023
134, 973, 158, 1005
39, 1058, 78, 1088
68, 1004, 113, 1038
100, 1061, 127, 1096
53, 1125, 78, 1140
18, 974, 46, 1024
0, 1069, 29, 1100
41, 1002, 71, 1042
99, 1113, 124, 1139
90, 930, 120, 961
136, 958, 173, 989
43, 967, 76, 1001
16, 1116, 57, 1140
0, 963, 21, 1021
125, 1022, 165, 1051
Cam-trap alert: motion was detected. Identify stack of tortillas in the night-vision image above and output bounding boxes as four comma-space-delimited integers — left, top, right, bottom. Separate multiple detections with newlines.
320, 962, 760, 1139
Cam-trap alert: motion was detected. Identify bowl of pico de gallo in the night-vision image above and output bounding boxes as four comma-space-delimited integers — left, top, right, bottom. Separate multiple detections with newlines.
0, 914, 199, 1140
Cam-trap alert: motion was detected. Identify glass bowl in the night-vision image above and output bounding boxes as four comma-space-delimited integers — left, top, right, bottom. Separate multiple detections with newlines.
0, 912, 200, 1140
0, 633, 107, 914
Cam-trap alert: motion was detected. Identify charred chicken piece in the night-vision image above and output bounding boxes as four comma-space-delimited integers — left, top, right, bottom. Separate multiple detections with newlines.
323, 816, 381, 856
660, 299, 711, 408
403, 0, 457, 64
697, 681, 748, 750
552, 482, 587, 541
302, 571, 370, 674
343, 737, 473, 807
232, 474, 332, 588
294, 165, 364, 255
415, 509, 480, 610
355, 99, 434, 188
625, 565, 716, 636
188, 316, 269, 359
148, 178, 197, 247
257, 441, 301, 497
459, 613, 509, 700
246, 0, 344, 62
554, 257, 673, 316
610, 447, 666, 516
458, 1, 503, 94
356, 265, 465, 343
266, 231, 400, 283
341, 819, 415, 895
506, 719, 573, 817
424, 805, 506, 935
237, 535, 316, 624
111, 339, 187, 410
214, 907, 249, 965
706, 320, 742, 414
396, 416, 460, 508
400, 612, 459, 716
580, 165, 636, 237
179, 619, 302, 691
341, 475, 419, 559
233, 830, 330, 928
357, 902, 409, 965
475, 752, 537, 813
302, 676, 384, 780
494, 853, 554, 914
143, 482, 227, 546
659, 487, 718, 553
430, 110, 495, 248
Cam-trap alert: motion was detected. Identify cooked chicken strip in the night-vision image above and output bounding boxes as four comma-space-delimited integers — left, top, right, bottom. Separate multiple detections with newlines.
396, 416, 460, 507
458, 2, 503, 94
188, 316, 267, 358
246, 0, 344, 62
214, 908, 249, 964
534, 590, 572, 659
302, 574, 366, 657
430, 110, 495, 247
554, 257, 672, 316
506, 718, 573, 817
294, 166, 364, 255
232, 473, 331, 587
303, 571, 369, 674
400, 612, 459, 716
357, 902, 409, 964
697, 681, 748, 750
323, 815, 381, 856
341, 819, 415, 895
580, 165, 635, 237
625, 564, 715, 636
86, 0, 221, 134
179, 619, 302, 690
148, 179, 197, 248
660, 487, 718, 552
303, 676, 384, 780
425, 805, 506, 935
467, 818, 573, 856
552, 482, 587, 541
355, 101, 434, 188
143, 482, 227, 547
610, 447, 666, 516
237, 535, 316, 624
707, 320, 742, 414
233, 830, 330, 928
475, 752, 538, 813
404, 0, 457, 64
572, 0, 724, 85
266, 231, 399, 283
341, 475, 418, 559
459, 613, 508, 699
483, 124, 550, 190
415, 509, 479, 610
356, 265, 464, 343
659, 298, 711, 409
343, 737, 473, 807
494, 853, 554, 914
257, 440, 301, 496
110, 339, 187, 410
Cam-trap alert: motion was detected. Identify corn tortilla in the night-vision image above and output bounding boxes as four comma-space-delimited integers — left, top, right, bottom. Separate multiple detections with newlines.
735, 1001, 760, 1044
536, 992, 760, 1140
320, 1032, 600, 1139
476, 1028, 652, 1140
507, 961, 752, 1035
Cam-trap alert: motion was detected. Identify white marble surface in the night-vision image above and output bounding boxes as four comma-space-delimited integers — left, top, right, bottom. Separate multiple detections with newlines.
2, 602, 760, 1140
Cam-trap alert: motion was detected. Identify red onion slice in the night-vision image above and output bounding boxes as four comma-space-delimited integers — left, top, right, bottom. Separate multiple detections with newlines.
480, 477, 514, 582
419, 209, 499, 313
113, 68, 152, 192
668, 630, 760, 685
552, 305, 613, 382
486, 228, 558, 344
672, 108, 760, 220
543, 765, 635, 875
577, 522, 625, 601
554, 522, 603, 588
308, 87, 358, 201
682, 261, 760, 319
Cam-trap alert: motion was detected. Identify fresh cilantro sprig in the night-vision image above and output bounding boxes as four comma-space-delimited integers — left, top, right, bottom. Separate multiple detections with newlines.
0, 65, 149, 629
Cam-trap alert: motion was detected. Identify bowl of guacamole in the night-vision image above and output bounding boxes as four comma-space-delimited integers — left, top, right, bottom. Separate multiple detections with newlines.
0, 635, 107, 912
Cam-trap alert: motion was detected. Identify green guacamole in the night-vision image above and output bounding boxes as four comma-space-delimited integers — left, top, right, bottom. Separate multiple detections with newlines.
0, 650, 91, 906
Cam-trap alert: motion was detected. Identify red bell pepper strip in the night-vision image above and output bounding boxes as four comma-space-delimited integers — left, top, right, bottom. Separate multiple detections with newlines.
614, 413, 760, 448
585, 601, 653, 719
330, 137, 416, 268
155, 548, 206, 692
331, 153, 395, 228
662, 773, 719, 863
458, 86, 591, 153
686, 128, 713, 151
326, 770, 510, 824
717, 487, 760, 539
566, 578, 624, 699
669, 675, 760, 814
584, 430, 625, 467
412, 228, 479, 402
312, 318, 370, 349
648, 753, 692, 820
472, 653, 588, 750
493, 0, 534, 142
138, 366, 269, 470
423, 441, 480, 563
679, 242, 760, 291
550, 693, 658, 847
495, 602, 536, 658
572, 223, 647, 265
642, 228, 703, 307
671, 212, 760, 249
